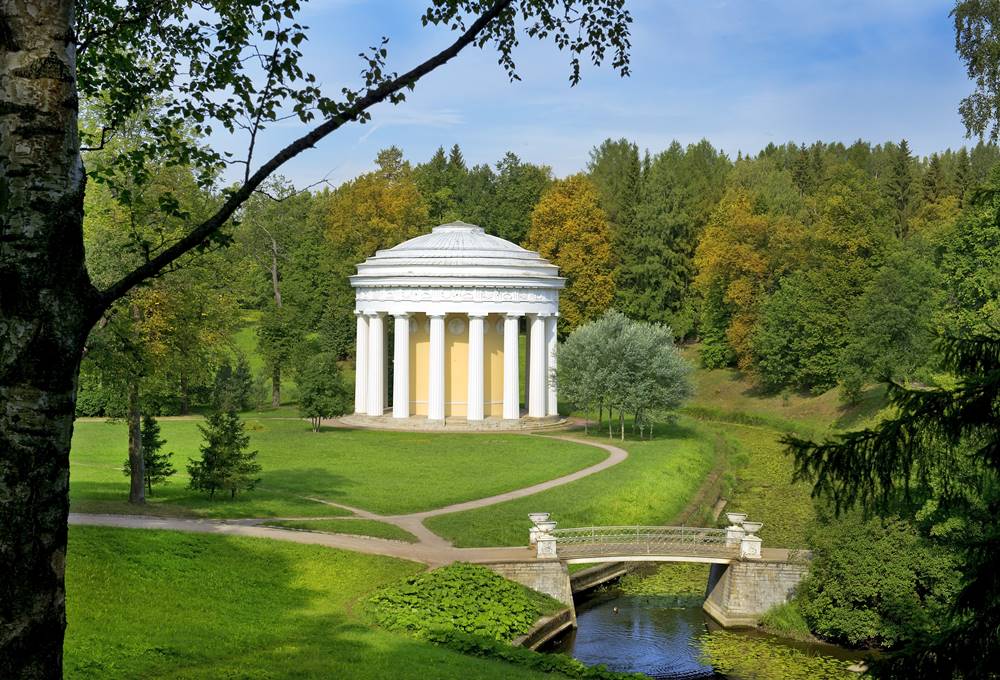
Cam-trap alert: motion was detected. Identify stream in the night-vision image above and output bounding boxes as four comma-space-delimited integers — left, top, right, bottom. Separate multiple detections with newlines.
544, 575, 866, 679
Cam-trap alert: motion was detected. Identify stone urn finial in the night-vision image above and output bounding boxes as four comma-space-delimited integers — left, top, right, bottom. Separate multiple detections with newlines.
528, 513, 551, 544
739, 521, 763, 559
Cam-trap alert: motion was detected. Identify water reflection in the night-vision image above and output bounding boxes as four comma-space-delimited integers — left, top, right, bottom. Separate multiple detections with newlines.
547, 590, 724, 679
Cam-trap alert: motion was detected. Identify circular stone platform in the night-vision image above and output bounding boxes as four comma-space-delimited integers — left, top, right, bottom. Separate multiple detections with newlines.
338, 413, 568, 432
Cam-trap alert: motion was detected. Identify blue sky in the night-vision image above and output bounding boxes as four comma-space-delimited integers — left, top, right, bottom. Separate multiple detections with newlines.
221, 0, 974, 188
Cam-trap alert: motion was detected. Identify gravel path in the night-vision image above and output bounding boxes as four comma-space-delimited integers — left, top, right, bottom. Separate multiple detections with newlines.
69, 434, 628, 566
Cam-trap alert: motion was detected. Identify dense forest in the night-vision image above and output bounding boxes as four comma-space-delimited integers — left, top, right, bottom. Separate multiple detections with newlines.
77, 137, 1000, 417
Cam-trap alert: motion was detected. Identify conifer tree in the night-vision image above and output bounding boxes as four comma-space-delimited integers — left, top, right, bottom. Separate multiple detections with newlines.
954, 147, 972, 206
922, 153, 946, 203
187, 408, 262, 500
414, 146, 458, 224
791, 144, 813, 193
587, 137, 642, 233
885, 140, 916, 238
122, 415, 176, 496
489, 152, 551, 244
786, 334, 1000, 678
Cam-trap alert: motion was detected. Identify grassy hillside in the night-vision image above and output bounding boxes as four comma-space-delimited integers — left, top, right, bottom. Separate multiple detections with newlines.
677, 346, 891, 549
65, 527, 548, 680
680, 345, 888, 434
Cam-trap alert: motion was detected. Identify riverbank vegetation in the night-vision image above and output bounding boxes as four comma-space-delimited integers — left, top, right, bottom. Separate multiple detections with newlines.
366, 563, 560, 641
786, 334, 1000, 676
364, 563, 642, 680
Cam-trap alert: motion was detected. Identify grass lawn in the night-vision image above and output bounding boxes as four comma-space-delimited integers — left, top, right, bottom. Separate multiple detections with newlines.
262, 518, 419, 542
65, 527, 549, 680
70, 419, 605, 518
426, 419, 719, 547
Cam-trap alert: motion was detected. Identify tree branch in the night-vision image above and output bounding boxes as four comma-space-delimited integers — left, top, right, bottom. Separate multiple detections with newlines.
96, 0, 515, 313
80, 126, 114, 151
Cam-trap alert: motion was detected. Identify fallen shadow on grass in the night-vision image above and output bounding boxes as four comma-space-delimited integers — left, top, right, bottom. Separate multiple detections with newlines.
581, 418, 701, 443
70, 467, 357, 518
65, 526, 505, 680
261, 466, 356, 502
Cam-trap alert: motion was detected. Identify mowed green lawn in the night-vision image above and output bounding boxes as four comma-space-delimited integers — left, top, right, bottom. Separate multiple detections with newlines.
65, 527, 548, 680
70, 420, 605, 517
426, 419, 719, 547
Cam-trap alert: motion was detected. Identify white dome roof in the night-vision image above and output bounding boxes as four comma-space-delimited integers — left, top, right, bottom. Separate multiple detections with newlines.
350, 221, 564, 289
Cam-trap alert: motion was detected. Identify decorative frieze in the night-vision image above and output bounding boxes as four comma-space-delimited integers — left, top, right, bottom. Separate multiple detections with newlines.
356, 286, 556, 304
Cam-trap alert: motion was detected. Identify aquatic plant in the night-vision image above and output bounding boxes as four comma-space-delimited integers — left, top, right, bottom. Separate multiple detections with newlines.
698, 631, 858, 680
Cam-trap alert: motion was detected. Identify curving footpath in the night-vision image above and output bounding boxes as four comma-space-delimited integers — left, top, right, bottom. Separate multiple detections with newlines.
69, 434, 628, 567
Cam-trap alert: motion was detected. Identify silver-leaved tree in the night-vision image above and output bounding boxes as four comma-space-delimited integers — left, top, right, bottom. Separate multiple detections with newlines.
0, 1, 631, 675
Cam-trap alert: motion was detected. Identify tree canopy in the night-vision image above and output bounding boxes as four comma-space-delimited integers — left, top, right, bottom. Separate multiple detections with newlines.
557, 310, 693, 439
527, 175, 615, 333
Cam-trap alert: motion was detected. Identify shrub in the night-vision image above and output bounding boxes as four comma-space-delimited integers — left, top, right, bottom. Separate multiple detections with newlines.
797, 513, 961, 648
366, 562, 558, 641
296, 352, 352, 430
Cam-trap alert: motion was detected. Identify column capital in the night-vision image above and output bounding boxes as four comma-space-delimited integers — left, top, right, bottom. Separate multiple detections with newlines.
428, 312, 447, 319
354, 310, 364, 317
467, 313, 488, 320
393, 312, 410, 319
504, 312, 523, 319
365, 311, 384, 318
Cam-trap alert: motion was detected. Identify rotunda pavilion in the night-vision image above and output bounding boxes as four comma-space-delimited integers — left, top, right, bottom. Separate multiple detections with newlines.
350, 221, 564, 425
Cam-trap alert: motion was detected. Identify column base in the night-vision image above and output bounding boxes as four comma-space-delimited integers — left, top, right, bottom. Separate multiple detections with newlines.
337, 413, 567, 432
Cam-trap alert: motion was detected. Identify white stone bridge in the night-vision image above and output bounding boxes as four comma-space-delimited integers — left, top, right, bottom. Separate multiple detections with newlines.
547, 525, 739, 564
486, 513, 808, 629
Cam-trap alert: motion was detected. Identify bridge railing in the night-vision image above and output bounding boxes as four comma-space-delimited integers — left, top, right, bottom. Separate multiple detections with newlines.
530, 513, 764, 561
549, 525, 735, 559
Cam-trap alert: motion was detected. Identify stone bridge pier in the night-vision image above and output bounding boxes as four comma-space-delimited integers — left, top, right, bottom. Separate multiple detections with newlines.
702, 556, 809, 626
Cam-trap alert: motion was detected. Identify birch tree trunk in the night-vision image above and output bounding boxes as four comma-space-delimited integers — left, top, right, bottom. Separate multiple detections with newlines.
0, 2, 100, 675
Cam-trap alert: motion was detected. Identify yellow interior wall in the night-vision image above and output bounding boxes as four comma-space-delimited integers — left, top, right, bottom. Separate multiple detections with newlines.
409, 314, 429, 416
443, 314, 466, 417
406, 312, 508, 419
484, 314, 505, 417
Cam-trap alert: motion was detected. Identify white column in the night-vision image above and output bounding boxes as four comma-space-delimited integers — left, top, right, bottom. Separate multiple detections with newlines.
545, 314, 558, 416
392, 313, 410, 419
384, 323, 390, 406
467, 314, 485, 421
528, 314, 547, 417
428, 314, 446, 421
354, 312, 368, 413
503, 313, 521, 420
366, 313, 384, 416
523, 318, 531, 409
